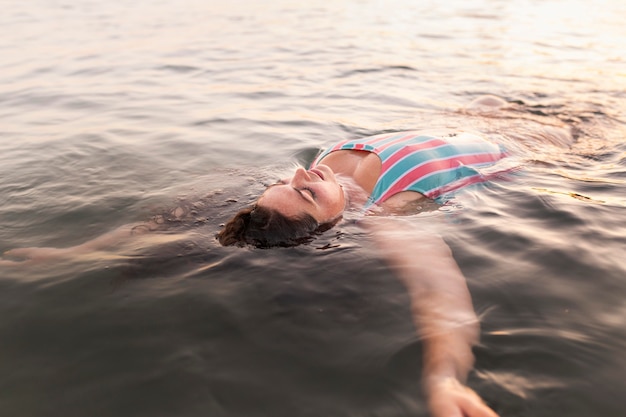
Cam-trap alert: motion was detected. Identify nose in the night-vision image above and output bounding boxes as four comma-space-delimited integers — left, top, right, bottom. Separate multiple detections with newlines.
290, 167, 311, 186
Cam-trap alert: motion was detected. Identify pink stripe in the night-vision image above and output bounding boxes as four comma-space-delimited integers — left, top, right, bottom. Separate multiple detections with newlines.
375, 132, 427, 152
331, 140, 350, 151
362, 132, 400, 146
353, 131, 421, 150
313, 131, 422, 167
381, 138, 448, 171
376, 152, 502, 203
313, 134, 404, 166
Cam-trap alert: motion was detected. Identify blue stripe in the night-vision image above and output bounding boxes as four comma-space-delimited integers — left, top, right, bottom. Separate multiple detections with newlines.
376, 135, 439, 160
315, 131, 504, 206
410, 165, 482, 194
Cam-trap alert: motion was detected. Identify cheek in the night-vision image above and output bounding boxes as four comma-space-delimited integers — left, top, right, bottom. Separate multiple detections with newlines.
335, 187, 345, 206
323, 185, 344, 212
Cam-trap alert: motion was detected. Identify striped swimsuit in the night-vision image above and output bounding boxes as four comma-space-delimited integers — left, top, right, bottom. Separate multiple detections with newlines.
311, 131, 507, 207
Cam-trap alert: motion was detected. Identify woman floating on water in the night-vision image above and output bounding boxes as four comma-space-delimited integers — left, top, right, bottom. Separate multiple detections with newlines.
217, 129, 505, 417
6, 97, 571, 417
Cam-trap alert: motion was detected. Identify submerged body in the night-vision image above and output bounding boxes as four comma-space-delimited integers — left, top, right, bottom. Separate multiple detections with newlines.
216, 129, 512, 417
3, 123, 530, 417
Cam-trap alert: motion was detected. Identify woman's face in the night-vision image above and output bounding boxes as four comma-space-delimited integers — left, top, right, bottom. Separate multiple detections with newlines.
258, 164, 345, 223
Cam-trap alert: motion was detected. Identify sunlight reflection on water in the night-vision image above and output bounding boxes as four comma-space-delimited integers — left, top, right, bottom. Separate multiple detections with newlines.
0, 1, 625, 416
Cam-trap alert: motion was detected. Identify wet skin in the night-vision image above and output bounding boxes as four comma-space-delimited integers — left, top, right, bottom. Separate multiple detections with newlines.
257, 164, 346, 223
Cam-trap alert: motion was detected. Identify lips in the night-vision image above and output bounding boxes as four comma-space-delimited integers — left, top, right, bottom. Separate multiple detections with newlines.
309, 169, 324, 180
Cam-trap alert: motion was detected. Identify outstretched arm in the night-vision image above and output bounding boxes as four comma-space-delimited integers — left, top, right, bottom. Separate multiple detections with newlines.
1, 215, 189, 266
2, 223, 147, 264
365, 217, 498, 417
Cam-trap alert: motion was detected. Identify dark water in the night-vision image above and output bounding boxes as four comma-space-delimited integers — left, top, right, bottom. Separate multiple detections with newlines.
1, 1, 625, 416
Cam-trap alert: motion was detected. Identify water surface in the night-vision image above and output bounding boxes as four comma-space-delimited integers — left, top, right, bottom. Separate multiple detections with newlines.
1, 1, 625, 416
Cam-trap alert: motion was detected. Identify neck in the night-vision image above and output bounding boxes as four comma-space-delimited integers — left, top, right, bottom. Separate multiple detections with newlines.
318, 150, 380, 195
336, 174, 369, 209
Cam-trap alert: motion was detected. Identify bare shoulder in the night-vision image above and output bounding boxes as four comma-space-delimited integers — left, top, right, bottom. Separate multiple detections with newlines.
323, 149, 381, 194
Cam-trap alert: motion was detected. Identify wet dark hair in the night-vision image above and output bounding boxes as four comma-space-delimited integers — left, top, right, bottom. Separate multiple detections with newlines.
217, 205, 339, 248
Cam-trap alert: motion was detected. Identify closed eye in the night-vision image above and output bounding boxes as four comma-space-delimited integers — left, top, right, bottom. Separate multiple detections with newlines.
301, 187, 316, 199
293, 187, 316, 205
266, 180, 315, 204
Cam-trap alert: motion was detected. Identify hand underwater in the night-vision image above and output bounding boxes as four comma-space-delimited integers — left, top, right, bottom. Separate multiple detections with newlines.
427, 377, 499, 417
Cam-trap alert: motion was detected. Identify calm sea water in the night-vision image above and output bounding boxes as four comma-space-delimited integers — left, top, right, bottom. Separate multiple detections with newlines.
1, 1, 625, 416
